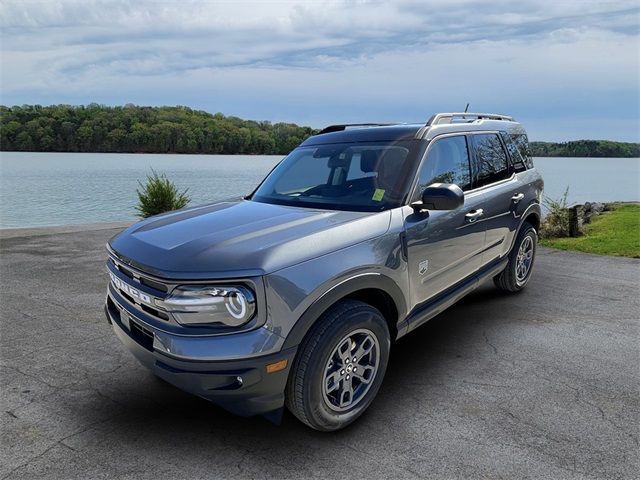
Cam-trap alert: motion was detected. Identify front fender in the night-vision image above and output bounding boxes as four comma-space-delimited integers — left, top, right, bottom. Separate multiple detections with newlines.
262, 228, 409, 350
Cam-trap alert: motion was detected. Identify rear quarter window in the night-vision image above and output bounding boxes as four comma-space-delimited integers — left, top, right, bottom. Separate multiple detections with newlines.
502, 132, 534, 170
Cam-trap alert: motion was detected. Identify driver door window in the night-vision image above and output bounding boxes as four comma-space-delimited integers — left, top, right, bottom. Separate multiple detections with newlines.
414, 135, 472, 201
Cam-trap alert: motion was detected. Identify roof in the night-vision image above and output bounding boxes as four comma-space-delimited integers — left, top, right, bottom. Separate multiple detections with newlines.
301, 113, 525, 146
300, 124, 423, 146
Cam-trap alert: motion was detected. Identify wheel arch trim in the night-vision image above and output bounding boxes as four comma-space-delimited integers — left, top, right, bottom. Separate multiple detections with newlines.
282, 272, 407, 350
511, 202, 541, 251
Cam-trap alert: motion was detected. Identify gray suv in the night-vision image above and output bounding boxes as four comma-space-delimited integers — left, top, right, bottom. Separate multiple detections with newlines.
105, 112, 544, 431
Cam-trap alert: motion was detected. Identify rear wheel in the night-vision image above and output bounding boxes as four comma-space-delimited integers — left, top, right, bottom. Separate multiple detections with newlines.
494, 222, 537, 293
285, 300, 390, 431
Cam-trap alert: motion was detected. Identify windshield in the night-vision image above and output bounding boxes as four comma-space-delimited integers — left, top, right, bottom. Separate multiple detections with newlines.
252, 141, 416, 211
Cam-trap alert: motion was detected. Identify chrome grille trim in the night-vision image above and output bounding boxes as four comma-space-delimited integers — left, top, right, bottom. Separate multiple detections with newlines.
107, 256, 174, 323
107, 255, 172, 292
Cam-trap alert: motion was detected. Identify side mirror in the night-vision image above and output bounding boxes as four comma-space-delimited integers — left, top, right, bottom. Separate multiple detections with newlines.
411, 183, 464, 212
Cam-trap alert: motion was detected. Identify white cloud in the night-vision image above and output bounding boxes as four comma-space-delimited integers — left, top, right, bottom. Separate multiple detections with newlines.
1, 0, 638, 139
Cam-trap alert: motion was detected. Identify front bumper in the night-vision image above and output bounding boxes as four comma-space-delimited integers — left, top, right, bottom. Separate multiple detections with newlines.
105, 293, 297, 417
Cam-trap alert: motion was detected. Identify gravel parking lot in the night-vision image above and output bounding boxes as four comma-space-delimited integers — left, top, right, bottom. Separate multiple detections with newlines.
1, 225, 638, 479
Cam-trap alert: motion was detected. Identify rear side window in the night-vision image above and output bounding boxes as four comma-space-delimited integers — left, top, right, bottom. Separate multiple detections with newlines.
415, 135, 472, 198
513, 133, 533, 169
471, 133, 511, 187
501, 132, 534, 171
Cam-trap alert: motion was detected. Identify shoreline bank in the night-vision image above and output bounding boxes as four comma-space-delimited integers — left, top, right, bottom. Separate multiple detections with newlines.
0, 220, 132, 239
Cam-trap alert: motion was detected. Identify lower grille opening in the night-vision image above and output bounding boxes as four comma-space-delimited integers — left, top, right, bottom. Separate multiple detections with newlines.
106, 296, 119, 321
129, 320, 154, 351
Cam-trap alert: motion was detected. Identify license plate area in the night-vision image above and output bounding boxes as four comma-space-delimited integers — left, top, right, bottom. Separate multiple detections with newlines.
128, 318, 155, 351
115, 301, 154, 352
119, 308, 131, 330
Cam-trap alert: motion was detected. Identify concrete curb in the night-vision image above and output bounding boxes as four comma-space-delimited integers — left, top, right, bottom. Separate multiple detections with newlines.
0, 220, 133, 239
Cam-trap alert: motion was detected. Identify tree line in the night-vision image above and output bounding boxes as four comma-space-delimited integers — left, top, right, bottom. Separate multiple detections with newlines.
1, 104, 638, 157
529, 140, 639, 158
0, 104, 315, 154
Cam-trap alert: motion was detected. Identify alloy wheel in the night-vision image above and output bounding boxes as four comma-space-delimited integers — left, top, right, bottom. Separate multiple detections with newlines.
322, 328, 380, 412
515, 235, 534, 285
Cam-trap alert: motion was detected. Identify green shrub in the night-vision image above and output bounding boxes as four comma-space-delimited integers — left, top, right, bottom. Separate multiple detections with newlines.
136, 170, 190, 218
540, 186, 570, 238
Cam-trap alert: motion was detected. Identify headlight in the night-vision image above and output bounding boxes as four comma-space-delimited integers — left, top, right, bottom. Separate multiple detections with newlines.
157, 285, 256, 327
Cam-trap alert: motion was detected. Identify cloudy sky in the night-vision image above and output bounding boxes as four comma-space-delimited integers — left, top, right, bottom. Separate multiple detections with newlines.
1, 0, 638, 141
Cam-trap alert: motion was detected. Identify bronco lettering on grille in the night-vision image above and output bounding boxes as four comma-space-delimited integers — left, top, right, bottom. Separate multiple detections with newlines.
109, 271, 152, 305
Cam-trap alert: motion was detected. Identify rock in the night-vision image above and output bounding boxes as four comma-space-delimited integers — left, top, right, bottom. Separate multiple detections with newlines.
581, 202, 606, 225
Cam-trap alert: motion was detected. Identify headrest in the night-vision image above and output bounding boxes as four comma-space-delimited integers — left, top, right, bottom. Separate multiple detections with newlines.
360, 150, 379, 172
327, 155, 349, 168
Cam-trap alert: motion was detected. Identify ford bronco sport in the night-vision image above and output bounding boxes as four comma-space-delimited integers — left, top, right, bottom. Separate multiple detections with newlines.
105, 112, 544, 431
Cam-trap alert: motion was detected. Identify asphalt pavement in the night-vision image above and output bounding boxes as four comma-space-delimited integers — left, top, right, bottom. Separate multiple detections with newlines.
1, 225, 638, 479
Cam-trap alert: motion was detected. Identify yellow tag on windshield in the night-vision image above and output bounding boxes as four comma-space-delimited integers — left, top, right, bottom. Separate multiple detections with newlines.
372, 188, 385, 201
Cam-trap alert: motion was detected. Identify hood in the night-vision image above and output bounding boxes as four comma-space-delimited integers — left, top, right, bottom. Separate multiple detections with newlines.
109, 199, 391, 279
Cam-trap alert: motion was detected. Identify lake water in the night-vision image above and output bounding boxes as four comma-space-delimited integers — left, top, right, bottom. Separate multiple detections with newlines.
0, 152, 638, 228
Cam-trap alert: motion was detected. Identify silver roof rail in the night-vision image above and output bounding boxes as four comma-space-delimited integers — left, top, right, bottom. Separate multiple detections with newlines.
426, 112, 514, 126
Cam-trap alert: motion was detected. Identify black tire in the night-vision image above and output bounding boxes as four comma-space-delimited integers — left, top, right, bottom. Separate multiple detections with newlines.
285, 299, 390, 432
494, 222, 537, 293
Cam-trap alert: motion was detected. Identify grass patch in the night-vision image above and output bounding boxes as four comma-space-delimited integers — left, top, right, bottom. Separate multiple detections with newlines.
540, 203, 640, 258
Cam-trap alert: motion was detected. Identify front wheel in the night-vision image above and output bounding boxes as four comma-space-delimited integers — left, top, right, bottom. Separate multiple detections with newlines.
285, 300, 390, 431
494, 222, 537, 293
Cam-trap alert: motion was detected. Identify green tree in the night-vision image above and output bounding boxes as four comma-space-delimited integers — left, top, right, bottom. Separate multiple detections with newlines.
0, 120, 21, 149
77, 124, 93, 151
0, 104, 320, 154
14, 131, 34, 150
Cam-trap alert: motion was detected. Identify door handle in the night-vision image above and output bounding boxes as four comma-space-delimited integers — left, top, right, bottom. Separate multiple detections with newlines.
511, 193, 525, 203
465, 209, 484, 222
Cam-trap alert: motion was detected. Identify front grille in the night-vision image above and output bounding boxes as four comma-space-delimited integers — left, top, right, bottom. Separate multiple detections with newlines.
140, 303, 170, 320
118, 288, 170, 320
108, 256, 172, 323
109, 258, 169, 292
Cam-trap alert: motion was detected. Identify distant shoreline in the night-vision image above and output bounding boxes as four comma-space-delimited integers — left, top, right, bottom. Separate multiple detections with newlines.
529, 140, 640, 158
2, 104, 639, 158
